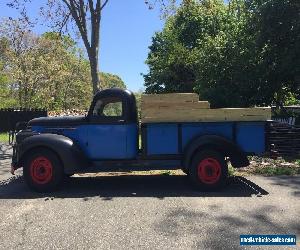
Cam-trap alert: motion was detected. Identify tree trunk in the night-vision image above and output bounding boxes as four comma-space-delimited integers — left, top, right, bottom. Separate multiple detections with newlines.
89, 52, 100, 95
18, 80, 22, 107
62, 0, 104, 95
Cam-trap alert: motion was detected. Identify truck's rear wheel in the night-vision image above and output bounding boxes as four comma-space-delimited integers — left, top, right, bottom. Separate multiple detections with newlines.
23, 148, 64, 192
189, 150, 228, 191
181, 168, 189, 175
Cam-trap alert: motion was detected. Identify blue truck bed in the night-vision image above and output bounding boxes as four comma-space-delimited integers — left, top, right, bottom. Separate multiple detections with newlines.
146, 122, 266, 156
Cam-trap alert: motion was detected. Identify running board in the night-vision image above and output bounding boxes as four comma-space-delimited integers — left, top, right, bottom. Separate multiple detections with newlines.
76, 159, 181, 173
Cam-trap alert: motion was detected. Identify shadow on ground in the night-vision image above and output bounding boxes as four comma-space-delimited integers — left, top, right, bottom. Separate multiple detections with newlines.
268, 175, 300, 197
155, 204, 300, 249
0, 174, 268, 200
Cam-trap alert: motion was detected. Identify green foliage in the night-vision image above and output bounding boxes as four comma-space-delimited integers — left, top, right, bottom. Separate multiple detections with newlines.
102, 101, 123, 117
253, 166, 300, 176
161, 170, 171, 176
0, 21, 126, 111
133, 90, 143, 120
99, 72, 126, 89
0, 133, 9, 142
228, 164, 236, 176
144, 0, 300, 108
0, 61, 17, 108
284, 93, 300, 106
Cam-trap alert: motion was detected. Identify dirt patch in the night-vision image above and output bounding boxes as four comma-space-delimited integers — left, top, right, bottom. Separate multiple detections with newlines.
76, 169, 185, 177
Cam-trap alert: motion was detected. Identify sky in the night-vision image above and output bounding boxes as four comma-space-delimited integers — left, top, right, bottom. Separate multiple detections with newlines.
0, 1, 166, 92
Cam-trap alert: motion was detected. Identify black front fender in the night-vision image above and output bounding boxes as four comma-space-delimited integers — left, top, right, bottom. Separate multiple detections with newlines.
182, 135, 249, 170
17, 133, 89, 174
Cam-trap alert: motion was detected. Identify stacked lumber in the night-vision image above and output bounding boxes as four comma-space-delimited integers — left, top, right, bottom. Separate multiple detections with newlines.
141, 93, 271, 123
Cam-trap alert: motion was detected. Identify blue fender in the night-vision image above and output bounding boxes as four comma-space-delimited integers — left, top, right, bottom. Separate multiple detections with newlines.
182, 135, 249, 170
17, 133, 89, 174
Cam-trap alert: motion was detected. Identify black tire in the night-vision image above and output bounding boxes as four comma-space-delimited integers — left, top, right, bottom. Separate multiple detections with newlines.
23, 148, 64, 192
64, 174, 73, 183
189, 150, 228, 191
181, 168, 189, 175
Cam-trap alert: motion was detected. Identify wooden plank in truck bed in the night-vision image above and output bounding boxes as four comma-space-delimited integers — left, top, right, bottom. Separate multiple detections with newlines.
141, 93, 199, 103
141, 107, 271, 123
141, 101, 210, 110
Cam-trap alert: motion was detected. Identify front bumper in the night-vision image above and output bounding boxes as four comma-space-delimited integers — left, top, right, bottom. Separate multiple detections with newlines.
11, 165, 15, 175
10, 129, 36, 174
11, 144, 20, 174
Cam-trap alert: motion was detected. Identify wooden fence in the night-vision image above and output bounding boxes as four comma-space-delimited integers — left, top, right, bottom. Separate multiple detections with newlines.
0, 108, 47, 132
272, 106, 300, 126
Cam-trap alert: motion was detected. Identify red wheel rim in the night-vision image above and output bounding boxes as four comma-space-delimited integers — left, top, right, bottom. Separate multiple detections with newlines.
197, 158, 221, 184
30, 157, 53, 184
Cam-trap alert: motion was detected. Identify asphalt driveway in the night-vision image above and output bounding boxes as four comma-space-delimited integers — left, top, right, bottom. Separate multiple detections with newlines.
0, 144, 299, 249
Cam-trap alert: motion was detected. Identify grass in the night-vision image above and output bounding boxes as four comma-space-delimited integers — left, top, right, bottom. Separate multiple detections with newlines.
228, 164, 236, 176
235, 156, 300, 177
0, 132, 9, 143
253, 166, 300, 176
161, 170, 172, 176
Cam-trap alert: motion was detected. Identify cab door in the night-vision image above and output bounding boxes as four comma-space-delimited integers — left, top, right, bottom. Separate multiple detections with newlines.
86, 93, 137, 160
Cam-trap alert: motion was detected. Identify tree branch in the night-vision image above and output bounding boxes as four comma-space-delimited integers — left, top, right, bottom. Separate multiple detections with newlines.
62, 0, 91, 50
78, 0, 88, 39
100, 0, 109, 10
61, 0, 72, 10
88, 0, 95, 12
59, 12, 71, 35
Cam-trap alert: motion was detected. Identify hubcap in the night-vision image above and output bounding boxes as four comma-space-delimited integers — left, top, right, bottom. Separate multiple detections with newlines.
197, 158, 221, 184
30, 157, 53, 184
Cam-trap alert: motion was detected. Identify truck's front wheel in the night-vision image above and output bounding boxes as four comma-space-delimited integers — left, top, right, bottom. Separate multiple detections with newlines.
189, 150, 228, 191
23, 148, 64, 192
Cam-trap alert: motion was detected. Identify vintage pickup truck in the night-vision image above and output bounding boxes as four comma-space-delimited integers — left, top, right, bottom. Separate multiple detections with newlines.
10, 88, 283, 192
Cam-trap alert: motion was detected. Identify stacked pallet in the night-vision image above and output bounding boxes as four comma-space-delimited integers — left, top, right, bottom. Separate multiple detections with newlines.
141, 93, 271, 123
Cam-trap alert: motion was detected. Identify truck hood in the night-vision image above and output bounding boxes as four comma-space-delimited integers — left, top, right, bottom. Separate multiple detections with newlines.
28, 115, 87, 127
